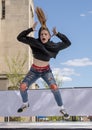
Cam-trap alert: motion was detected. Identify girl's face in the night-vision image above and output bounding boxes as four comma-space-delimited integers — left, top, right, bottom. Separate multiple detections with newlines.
40, 30, 51, 44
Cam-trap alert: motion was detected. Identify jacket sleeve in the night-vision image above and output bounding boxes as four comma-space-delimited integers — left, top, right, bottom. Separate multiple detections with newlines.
17, 28, 36, 45
56, 32, 71, 50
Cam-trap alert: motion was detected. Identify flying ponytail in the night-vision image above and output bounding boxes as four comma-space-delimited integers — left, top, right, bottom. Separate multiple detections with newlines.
35, 7, 47, 28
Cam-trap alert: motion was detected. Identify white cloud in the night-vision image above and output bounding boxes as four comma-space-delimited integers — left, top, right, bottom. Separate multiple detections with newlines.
61, 58, 92, 67
62, 76, 72, 82
88, 10, 92, 14
52, 67, 79, 82
60, 68, 80, 76
80, 10, 92, 17
80, 13, 86, 17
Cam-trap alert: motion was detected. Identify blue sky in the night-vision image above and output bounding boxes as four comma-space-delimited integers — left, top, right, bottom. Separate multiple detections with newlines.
33, 0, 92, 88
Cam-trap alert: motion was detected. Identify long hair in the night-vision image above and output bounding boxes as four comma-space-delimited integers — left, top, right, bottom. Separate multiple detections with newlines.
35, 7, 47, 28
35, 7, 51, 38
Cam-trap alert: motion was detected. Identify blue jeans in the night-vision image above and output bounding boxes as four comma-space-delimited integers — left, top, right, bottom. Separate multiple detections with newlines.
20, 65, 63, 106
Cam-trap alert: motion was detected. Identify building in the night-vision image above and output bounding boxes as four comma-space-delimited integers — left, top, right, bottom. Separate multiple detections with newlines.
0, 0, 34, 74
0, 0, 34, 89
0, 0, 35, 122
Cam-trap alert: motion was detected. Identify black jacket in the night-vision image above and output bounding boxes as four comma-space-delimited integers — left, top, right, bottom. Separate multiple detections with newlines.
17, 28, 71, 61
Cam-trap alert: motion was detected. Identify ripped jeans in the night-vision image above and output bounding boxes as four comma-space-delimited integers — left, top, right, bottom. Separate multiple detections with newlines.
19, 65, 63, 106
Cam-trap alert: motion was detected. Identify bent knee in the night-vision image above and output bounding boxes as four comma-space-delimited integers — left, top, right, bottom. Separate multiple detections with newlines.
20, 83, 27, 91
50, 84, 58, 91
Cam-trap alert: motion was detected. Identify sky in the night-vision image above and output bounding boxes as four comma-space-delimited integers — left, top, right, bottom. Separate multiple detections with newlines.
33, 0, 92, 88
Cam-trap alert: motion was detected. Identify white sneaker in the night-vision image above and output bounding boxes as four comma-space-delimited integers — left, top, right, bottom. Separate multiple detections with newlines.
17, 103, 29, 113
60, 109, 70, 120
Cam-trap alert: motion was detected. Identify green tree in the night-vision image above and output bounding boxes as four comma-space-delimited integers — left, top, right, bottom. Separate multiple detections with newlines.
5, 52, 28, 90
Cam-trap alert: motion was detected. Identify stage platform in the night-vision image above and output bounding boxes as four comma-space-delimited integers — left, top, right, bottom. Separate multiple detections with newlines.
0, 122, 92, 129
1, 88, 92, 116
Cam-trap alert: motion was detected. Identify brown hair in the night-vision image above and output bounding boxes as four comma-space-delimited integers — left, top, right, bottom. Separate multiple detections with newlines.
35, 7, 51, 39
35, 7, 47, 28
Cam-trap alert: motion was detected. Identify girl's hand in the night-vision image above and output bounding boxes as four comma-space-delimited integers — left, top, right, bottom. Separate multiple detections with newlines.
52, 27, 58, 36
32, 22, 38, 30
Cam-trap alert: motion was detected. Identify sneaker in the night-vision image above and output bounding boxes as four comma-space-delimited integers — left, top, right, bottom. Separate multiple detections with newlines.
60, 109, 70, 120
17, 103, 29, 113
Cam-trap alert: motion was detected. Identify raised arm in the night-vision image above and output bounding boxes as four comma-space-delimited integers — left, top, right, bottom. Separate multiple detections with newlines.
52, 27, 71, 50
17, 22, 38, 45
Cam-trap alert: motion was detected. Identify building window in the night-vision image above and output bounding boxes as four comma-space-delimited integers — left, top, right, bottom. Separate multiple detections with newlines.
1, 0, 5, 19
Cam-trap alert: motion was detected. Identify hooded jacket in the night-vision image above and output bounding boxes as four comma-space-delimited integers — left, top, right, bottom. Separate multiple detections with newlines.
17, 28, 71, 61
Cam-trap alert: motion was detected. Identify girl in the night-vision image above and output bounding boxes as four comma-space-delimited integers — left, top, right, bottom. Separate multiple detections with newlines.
17, 7, 71, 119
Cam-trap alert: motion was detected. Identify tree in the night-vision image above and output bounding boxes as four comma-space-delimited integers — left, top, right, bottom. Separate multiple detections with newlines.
5, 51, 28, 90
